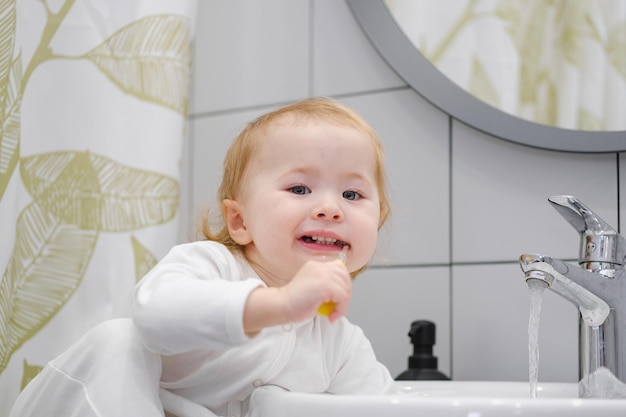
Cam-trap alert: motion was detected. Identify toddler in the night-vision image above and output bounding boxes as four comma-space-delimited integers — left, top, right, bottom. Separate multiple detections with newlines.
10, 97, 395, 417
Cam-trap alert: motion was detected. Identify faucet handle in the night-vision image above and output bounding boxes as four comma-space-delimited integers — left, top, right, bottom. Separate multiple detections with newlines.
548, 195, 614, 234
548, 195, 625, 271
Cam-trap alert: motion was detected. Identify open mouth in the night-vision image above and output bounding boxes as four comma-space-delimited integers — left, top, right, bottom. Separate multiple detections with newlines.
301, 235, 348, 249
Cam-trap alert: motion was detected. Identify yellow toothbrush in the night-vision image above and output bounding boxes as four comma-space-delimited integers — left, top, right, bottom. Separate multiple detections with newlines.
317, 246, 348, 317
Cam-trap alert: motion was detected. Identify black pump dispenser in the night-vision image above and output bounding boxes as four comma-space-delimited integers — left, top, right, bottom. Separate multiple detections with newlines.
395, 320, 449, 380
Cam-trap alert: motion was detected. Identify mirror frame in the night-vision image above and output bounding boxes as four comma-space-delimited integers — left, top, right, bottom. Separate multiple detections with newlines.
346, 0, 626, 153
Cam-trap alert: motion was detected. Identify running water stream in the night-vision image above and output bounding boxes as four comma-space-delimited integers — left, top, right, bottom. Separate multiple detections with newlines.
527, 279, 548, 398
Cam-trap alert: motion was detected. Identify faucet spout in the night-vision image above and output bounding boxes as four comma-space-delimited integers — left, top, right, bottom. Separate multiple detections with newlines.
520, 254, 610, 327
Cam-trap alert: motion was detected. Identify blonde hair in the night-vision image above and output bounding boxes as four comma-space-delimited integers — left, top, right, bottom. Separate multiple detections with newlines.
202, 97, 390, 270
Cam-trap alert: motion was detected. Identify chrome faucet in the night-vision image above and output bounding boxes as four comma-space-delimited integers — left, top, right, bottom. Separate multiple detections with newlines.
519, 195, 626, 398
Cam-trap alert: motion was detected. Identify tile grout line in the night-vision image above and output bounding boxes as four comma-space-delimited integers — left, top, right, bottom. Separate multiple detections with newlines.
448, 115, 454, 379
617, 153, 621, 234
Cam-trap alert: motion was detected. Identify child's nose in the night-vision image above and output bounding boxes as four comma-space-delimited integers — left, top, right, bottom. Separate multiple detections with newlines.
313, 198, 344, 221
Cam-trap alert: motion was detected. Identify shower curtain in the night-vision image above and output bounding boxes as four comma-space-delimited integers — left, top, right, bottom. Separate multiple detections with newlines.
0, 0, 197, 414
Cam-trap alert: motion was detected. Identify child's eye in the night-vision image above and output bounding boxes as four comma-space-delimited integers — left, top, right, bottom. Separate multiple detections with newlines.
289, 185, 311, 195
343, 190, 362, 201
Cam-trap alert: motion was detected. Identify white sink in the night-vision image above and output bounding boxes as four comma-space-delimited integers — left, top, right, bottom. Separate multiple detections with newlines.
248, 381, 626, 417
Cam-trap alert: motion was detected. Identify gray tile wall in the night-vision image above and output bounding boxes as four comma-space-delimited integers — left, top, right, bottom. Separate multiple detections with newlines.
187, 0, 624, 382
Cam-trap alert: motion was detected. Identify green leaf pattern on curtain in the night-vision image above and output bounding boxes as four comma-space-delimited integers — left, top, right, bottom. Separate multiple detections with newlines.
0, 0, 18, 199
131, 235, 159, 283
0, 0, 192, 387
0, 202, 99, 371
21, 152, 179, 231
20, 359, 42, 391
86, 15, 191, 115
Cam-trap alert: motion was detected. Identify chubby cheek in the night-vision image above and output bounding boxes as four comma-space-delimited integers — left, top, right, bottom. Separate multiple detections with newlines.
354, 228, 379, 266
248, 202, 299, 252
348, 214, 380, 270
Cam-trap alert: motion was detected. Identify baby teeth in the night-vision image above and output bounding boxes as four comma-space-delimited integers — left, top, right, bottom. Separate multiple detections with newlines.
311, 236, 336, 244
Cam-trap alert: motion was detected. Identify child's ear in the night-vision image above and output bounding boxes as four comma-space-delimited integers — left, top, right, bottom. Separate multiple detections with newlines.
222, 199, 252, 245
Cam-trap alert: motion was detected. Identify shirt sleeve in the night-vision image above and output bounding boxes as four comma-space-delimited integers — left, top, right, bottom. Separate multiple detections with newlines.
132, 241, 263, 355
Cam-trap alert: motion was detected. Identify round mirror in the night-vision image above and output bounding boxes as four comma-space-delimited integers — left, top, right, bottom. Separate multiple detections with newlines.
347, 0, 626, 153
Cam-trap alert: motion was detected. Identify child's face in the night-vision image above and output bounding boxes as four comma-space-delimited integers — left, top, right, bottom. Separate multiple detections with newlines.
225, 117, 381, 286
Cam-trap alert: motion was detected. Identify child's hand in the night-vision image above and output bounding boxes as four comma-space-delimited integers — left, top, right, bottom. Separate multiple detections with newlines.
243, 258, 352, 336
280, 259, 352, 324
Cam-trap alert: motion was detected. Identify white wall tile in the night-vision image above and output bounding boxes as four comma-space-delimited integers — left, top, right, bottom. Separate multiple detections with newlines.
452, 264, 578, 382
343, 90, 450, 265
191, 0, 310, 115
188, 105, 277, 238
348, 266, 451, 380
312, 0, 405, 96
452, 121, 618, 263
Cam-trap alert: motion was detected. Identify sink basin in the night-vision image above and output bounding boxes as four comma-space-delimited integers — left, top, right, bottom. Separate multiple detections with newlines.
248, 381, 626, 417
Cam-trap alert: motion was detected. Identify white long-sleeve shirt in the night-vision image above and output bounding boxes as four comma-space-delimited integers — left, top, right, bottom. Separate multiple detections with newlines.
9, 241, 394, 417
134, 241, 394, 416
10, 241, 393, 417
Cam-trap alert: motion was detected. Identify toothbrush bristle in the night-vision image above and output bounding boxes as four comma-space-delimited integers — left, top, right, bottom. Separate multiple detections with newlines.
337, 246, 348, 263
